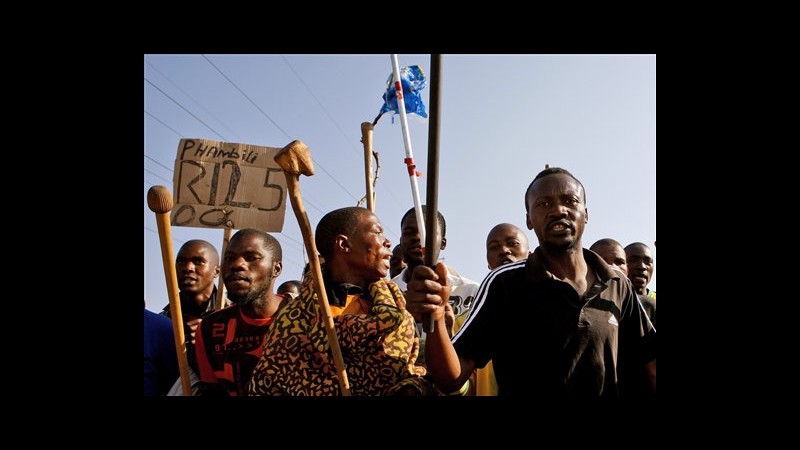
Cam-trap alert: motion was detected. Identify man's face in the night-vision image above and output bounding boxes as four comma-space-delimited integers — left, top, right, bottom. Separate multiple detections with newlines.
222, 235, 281, 306
625, 244, 653, 295
400, 212, 445, 267
345, 211, 393, 281
593, 243, 628, 275
175, 243, 219, 295
525, 174, 587, 251
486, 224, 529, 270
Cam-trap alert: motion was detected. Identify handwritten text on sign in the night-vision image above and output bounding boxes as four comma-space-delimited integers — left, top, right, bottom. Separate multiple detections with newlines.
171, 138, 287, 231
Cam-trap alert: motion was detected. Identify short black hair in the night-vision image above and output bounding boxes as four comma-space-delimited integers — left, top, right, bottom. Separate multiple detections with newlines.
178, 239, 220, 266
277, 280, 302, 294
400, 205, 446, 238
590, 238, 623, 252
315, 207, 370, 260
624, 242, 650, 252
229, 228, 282, 261
524, 167, 586, 213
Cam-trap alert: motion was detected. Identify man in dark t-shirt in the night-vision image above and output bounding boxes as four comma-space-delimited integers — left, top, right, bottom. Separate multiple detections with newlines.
405, 167, 656, 396
195, 229, 286, 396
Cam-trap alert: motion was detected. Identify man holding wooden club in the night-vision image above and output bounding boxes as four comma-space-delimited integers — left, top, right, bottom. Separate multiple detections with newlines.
248, 207, 438, 396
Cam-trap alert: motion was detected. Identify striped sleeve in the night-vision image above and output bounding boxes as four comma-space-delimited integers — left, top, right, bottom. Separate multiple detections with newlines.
452, 260, 525, 368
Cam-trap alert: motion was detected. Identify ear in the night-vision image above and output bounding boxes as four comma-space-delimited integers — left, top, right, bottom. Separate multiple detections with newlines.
335, 235, 350, 253
440, 236, 447, 251
272, 261, 283, 278
526, 213, 534, 230
584, 207, 589, 224
213, 266, 220, 278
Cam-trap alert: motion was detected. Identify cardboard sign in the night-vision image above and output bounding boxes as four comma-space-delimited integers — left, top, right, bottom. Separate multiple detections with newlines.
171, 138, 287, 231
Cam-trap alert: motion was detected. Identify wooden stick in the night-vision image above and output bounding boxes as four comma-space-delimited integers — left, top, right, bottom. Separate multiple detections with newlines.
147, 185, 192, 396
274, 140, 351, 396
216, 227, 233, 310
361, 122, 375, 212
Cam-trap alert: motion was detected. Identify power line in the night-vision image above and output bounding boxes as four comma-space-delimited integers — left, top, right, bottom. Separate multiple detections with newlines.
280, 55, 361, 163
145, 110, 184, 138
278, 232, 304, 249
144, 168, 172, 184
146, 59, 244, 142
279, 56, 407, 215
144, 154, 174, 173
145, 226, 185, 245
201, 54, 291, 139
145, 77, 228, 141
201, 54, 360, 203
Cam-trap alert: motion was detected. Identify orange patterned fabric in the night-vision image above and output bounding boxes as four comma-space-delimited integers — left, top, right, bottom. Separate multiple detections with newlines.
248, 272, 437, 396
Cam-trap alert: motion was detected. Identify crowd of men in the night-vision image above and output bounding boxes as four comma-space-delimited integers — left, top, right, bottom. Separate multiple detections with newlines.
145, 167, 656, 397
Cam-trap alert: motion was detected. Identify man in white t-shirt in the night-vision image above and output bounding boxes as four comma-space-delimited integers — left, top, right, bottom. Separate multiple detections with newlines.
391, 206, 479, 369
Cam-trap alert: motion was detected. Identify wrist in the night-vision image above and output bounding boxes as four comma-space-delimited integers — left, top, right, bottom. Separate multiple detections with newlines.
446, 379, 470, 396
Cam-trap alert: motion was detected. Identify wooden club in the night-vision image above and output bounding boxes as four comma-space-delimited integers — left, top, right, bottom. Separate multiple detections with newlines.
274, 140, 351, 396
147, 185, 192, 396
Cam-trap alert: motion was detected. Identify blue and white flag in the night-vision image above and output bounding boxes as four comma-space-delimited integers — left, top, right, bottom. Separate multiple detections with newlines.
378, 65, 428, 119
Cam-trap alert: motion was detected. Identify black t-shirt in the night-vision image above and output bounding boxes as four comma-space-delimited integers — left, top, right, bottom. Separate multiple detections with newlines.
452, 248, 655, 397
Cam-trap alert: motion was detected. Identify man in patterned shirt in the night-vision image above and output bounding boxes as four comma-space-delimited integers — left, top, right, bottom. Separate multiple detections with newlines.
249, 207, 437, 396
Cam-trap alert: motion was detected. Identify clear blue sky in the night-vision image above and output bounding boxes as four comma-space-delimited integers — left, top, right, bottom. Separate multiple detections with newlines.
144, 54, 656, 314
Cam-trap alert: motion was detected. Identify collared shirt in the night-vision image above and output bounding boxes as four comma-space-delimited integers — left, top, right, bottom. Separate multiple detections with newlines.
452, 247, 655, 397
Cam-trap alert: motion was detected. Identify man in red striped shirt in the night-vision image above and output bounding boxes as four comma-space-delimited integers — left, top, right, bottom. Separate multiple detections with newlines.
194, 229, 287, 396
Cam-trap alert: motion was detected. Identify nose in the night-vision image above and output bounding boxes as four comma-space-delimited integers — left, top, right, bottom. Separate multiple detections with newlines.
383, 237, 392, 249
225, 256, 247, 272
178, 261, 194, 274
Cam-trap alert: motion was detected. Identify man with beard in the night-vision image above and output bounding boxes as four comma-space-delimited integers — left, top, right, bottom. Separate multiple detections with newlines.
194, 229, 285, 396
405, 167, 656, 397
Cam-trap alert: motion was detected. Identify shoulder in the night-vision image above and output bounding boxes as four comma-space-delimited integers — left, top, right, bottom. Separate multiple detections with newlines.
485, 258, 527, 282
445, 265, 480, 290
145, 308, 172, 326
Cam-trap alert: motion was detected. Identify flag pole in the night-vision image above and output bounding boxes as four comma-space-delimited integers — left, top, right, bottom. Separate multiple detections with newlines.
390, 54, 426, 254
423, 54, 443, 333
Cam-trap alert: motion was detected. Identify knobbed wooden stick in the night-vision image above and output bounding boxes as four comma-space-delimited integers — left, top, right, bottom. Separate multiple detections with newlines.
147, 185, 192, 396
361, 122, 375, 212
274, 140, 351, 396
